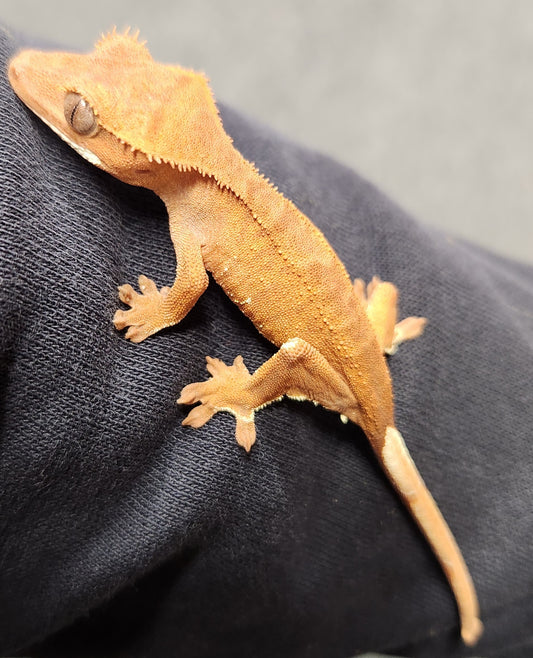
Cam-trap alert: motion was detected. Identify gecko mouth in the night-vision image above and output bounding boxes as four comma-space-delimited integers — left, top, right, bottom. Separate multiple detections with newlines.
35, 112, 102, 167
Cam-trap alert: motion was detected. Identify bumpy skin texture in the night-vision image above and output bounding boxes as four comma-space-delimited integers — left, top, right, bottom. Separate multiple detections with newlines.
8, 30, 481, 644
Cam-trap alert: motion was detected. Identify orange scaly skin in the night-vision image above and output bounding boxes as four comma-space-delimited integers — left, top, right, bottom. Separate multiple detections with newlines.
8, 30, 482, 645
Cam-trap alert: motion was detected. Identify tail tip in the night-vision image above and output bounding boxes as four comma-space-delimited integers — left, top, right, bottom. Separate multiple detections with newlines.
461, 616, 483, 646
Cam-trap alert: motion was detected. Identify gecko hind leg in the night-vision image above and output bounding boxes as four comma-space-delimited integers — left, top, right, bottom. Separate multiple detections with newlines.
178, 337, 360, 451
353, 276, 426, 355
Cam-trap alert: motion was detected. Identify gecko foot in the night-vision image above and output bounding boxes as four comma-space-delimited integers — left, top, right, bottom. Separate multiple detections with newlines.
113, 275, 171, 343
353, 276, 426, 354
178, 355, 257, 451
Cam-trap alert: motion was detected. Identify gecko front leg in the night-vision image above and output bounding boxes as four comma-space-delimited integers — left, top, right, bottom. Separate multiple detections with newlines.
178, 338, 361, 451
114, 225, 208, 343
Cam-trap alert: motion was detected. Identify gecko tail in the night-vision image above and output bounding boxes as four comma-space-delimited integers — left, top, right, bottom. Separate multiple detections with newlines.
378, 426, 483, 646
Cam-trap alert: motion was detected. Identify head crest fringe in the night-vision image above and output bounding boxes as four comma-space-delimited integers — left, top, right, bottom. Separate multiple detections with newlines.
95, 26, 147, 52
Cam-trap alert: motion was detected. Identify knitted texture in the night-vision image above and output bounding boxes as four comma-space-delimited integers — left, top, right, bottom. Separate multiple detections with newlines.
1, 27, 532, 658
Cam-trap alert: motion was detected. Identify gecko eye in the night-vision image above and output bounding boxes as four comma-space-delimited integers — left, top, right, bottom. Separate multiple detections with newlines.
64, 92, 99, 136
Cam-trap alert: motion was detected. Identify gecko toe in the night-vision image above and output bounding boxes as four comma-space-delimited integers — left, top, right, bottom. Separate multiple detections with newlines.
177, 382, 204, 405
235, 417, 256, 452
138, 275, 158, 294
182, 402, 216, 428
124, 323, 154, 343
118, 283, 138, 306
118, 283, 137, 304
113, 309, 129, 330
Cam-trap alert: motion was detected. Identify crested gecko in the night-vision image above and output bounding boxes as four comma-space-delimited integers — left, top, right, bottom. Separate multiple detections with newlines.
8, 30, 482, 645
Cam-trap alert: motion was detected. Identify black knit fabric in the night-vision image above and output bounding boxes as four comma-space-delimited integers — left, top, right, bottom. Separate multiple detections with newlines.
1, 27, 532, 658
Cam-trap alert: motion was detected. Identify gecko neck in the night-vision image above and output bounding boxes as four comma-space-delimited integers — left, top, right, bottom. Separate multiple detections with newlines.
155, 137, 289, 221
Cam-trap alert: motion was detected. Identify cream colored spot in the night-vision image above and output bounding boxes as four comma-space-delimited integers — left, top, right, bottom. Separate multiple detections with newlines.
282, 338, 300, 350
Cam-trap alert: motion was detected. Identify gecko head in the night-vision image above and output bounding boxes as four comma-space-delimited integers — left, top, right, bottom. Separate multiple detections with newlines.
8, 29, 233, 188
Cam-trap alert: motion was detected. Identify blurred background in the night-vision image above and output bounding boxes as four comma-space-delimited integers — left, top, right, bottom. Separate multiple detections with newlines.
3, 0, 533, 263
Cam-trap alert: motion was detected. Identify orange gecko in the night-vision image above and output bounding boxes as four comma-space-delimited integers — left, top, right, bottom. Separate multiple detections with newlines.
8, 30, 482, 645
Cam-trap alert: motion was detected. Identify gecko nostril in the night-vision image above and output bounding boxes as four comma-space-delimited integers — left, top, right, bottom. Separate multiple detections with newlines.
8, 62, 20, 80
8, 58, 28, 84
8, 50, 35, 83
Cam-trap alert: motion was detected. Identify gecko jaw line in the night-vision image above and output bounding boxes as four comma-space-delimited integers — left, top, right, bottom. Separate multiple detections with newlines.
37, 113, 102, 166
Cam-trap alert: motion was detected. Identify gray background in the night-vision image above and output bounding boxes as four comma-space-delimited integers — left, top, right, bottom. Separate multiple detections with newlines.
2, 0, 532, 264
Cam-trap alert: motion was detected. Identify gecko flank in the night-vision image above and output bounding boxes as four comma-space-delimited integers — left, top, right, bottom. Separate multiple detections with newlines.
8, 29, 482, 645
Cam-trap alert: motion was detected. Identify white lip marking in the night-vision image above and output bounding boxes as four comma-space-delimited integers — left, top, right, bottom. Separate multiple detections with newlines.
36, 113, 102, 166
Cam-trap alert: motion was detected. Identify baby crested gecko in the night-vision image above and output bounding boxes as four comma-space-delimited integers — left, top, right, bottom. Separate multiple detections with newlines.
8, 30, 482, 645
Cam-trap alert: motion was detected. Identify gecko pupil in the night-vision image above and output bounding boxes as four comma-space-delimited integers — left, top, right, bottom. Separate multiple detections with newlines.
64, 92, 99, 136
